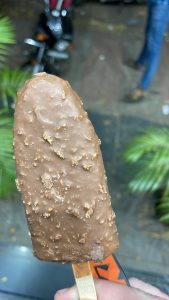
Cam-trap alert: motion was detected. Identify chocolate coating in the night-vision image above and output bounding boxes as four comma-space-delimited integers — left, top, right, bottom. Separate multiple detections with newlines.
13, 73, 119, 263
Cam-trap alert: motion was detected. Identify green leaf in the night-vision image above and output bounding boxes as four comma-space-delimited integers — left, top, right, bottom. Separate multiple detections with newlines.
124, 127, 169, 195
0, 117, 13, 126
162, 180, 169, 199
0, 16, 15, 44
0, 122, 16, 198
124, 128, 169, 163
0, 68, 30, 107
0, 16, 15, 68
156, 202, 169, 209
156, 202, 169, 216
159, 213, 169, 225
128, 163, 167, 193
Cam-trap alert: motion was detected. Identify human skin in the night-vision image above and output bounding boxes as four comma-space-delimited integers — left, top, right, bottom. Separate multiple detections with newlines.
54, 278, 169, 300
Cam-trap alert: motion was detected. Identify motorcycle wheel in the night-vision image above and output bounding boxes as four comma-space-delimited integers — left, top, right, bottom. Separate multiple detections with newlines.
22, 62, 45, 75
44, 50, 71, 76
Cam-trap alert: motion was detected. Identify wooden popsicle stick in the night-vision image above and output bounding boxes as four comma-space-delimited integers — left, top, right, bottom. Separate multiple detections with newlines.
72, 262, 97, 300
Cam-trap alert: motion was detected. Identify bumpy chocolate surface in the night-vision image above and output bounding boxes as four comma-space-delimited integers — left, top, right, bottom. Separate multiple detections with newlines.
13, 73, 119, 263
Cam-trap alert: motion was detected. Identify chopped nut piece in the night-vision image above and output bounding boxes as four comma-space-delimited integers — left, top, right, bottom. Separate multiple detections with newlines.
17, 129, 24, 135
52, 148, 64, 159
92, 153, 98, 160
42, 212, 51, 218
78, 238, 85, 244
82, 163, 93, 171
54, 234, 62, 240
43, 132, 53, 144
15, 178, 22, 191
56, 222, 61, 228
99, 219, 105, 224
71, 148, 77, 153
71, 159, 78, 167
41, 173, 53, 189
85, 208, 94, 218
48, 207, 53, 212
84, 135, 92, 141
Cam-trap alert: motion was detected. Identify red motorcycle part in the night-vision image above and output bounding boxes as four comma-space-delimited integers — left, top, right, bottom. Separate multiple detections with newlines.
49, 0, 72, 9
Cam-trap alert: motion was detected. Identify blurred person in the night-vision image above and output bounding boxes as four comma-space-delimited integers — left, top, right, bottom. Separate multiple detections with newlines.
125, 1, 169, 103
54, 278, 169, 300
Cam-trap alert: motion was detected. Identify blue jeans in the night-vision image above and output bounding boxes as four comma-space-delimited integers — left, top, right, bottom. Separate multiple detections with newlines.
136, 5, 169, 90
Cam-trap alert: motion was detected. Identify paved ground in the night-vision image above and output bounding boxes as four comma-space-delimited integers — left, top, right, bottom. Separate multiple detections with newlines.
0, 0, 169, 284
2, 1, 169, 123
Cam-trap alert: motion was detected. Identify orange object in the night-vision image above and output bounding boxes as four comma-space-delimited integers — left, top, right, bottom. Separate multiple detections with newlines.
90, 255, 128, 285
36, 33, 46, 42
31, 58, 36, 65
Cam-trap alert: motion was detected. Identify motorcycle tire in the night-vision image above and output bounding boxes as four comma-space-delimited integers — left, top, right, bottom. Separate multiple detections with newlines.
22, 61, 45, 75
45, 53, 71, 76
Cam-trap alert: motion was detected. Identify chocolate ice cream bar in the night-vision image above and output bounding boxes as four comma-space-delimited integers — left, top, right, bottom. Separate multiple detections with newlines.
13, 73, 119, 263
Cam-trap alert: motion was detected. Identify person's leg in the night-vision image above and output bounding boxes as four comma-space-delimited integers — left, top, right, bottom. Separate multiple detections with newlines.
139, 5, 169, 90
136, 4, 152, 67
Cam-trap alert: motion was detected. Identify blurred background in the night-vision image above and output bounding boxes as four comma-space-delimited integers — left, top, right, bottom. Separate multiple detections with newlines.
0, 0, 169, 299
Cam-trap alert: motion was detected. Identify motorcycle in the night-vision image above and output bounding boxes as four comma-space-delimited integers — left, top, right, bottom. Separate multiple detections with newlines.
23, 0, 73, 75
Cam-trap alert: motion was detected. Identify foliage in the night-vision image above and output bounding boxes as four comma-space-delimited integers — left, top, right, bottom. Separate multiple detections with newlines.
0, 118, 16, 198
0, 16, 15, 68
124, 128, 169, 225
0, 68, 29, 107
0, 16, 29, 199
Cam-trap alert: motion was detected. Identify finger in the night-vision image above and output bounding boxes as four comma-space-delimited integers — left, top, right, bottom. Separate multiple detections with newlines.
54, 279, 165, 300
129, 278, 169, 300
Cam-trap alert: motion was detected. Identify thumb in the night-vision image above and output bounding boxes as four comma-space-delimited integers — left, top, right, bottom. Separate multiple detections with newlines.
54, 279, 164, 300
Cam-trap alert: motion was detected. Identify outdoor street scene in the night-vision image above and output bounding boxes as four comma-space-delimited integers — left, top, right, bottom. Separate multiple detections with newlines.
0, 1, 169, 299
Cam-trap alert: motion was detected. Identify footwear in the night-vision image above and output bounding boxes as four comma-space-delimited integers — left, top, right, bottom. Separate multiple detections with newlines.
124, 88, 148, 103
126, 59, 142, 71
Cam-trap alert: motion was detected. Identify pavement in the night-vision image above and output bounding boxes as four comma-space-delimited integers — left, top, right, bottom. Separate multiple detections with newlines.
0, 0, 169, 294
